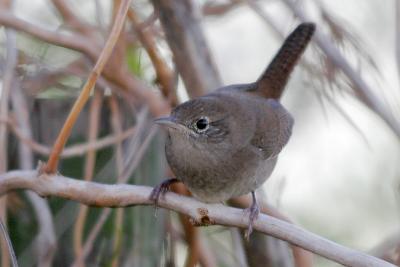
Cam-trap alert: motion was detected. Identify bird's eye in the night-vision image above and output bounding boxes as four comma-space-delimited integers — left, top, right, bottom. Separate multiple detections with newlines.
194, 117, 209, 132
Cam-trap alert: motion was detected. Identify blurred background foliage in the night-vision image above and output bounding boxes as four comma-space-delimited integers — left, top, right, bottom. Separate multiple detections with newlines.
0, 0, 399, 266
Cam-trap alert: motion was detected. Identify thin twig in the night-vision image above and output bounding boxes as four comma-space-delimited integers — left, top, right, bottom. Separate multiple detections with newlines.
3, 117, 136, 158
0, 8, 171, 117
71, 208, 112, 267
11, 81, 56, 267
51, 0, 95, 37
74, 99, 149, 266
0, 10, 97, 58
0, 170, 395, 267
0, 24, 18, 267
120, 126, 157, 183
118, 107, 151, 183
152, 0, 222, 97
128, 8, 177, 106
43, 0, 132, 173
109, 94, 124, 267
202, 0, 244, 16
73, 89, 103, 267
170, 181, 202, 267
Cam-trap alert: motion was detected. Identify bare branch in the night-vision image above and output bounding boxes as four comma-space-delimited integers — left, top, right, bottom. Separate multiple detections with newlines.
0, 25, 18, 267
230, 195, 313, 267
11, 82, 56, 267
152, 0, 222, 97
71, 208, 112, 267
51, 0, 95, 37
73, 89, 103, 266
129, 8, 178, 106
0, 10, 98, 58
202, 0, 244, 16
109, 94, 124, 267
0, 7, 171, 118
43, 0, 132, 173
4, 117, 136, 158
0, 170, 393, 267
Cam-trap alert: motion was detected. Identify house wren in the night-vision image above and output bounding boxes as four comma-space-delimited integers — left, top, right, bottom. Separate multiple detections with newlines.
151, 23, 315, 237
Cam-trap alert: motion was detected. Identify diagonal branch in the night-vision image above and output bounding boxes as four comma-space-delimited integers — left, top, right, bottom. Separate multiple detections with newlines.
43, 0, 132, 173
152, 0, 222, 97
0, 7, 171, 118
128, 8, 178, 106
51, 0, 95, 37
0, 10, 97, 58
0, 170, 395, 267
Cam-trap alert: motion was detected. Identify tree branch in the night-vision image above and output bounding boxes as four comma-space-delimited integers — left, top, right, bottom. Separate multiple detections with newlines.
4, 117, 136, 158
51, 0, 95, 37
0, 170, 395, 267
128, 8, 178, 106
0, 24, 17, 267
73, 89, 103, 267
11, 82, 56, 267
152, 0, 222, 97
109, 94, 124, 267
0, 10, 97, 58
230, 195, 313, 267
43, 0, 132, 173
0, 7, 171, 118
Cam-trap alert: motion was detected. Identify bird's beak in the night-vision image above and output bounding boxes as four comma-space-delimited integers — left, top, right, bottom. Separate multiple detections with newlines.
154, 116, 183, 130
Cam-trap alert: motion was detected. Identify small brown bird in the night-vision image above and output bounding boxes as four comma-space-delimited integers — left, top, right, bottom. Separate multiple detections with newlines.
151, 23, 315, 237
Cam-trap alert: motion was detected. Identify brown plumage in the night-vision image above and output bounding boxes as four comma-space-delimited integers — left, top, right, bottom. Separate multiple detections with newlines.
151, 23, 316, 238
254, 22, 315, 99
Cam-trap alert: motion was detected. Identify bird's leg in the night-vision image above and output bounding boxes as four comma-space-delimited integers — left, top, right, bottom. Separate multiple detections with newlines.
244, 191, 260, 240
150, 178, 180, 212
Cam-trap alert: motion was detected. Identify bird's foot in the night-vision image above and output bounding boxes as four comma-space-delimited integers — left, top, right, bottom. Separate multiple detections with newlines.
150, 178, 180, 216
243, 191, 260, 240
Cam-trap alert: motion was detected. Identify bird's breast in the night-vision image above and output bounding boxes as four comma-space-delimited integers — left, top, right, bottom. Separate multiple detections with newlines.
165, 132, 276, 203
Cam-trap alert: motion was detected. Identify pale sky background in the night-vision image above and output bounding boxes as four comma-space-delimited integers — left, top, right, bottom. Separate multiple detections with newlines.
1, 0, 399, 266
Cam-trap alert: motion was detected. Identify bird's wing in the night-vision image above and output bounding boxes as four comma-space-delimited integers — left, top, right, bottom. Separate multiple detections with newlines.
250, 99, 294, 159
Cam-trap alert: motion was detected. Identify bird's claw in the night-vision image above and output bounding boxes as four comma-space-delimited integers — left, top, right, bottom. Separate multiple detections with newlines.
150, 178, 179, 217
243, 191, 260, 240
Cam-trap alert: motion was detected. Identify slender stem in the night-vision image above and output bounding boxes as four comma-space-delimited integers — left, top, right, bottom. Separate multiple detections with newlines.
71, 209, 112, 267
128, 8, 177, 106
72, 90, 103, 267
0, 10, 96, 58
109, 94, 124, 267
3, 118, 136, 158
44, 0, 132, 173
11, 82, 57, 266
0, 24, 17, 267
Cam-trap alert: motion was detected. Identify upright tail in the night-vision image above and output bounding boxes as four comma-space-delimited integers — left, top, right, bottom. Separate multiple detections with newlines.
254, 23, 315, 99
